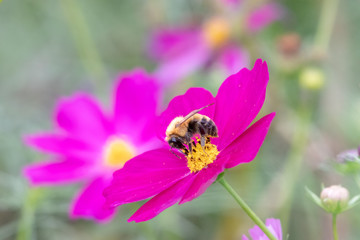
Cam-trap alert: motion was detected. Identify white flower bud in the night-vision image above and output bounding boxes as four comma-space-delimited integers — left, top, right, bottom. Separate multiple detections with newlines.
320, 185, 349, 213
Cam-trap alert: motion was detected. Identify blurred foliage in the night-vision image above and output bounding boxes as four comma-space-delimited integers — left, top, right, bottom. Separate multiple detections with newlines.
1, 0, 360, 240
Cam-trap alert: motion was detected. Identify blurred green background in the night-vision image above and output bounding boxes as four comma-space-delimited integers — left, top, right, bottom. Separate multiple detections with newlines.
1, 0, 360, 239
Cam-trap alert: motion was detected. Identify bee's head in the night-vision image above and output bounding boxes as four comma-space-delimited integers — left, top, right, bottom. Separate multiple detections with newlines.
167, 135, 185, 149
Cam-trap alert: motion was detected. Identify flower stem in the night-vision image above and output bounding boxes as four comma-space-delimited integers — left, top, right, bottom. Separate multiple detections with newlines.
16, 188, 43, 240
218, 176, 278, 240
354, 174, 360, 190
332, 214, 339, 240
60, 0, 108, 88
278, 105, 312, 231
313, 0, 340, 55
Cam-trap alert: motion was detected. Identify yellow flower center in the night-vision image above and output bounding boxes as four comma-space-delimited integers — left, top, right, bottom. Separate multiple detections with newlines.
203, 17, 231, 48
186, 138, 219, 173
104, 138, 135, 168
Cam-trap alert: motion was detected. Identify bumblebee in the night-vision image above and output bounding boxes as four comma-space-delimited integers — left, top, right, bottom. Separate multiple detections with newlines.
165, 104, 218, 154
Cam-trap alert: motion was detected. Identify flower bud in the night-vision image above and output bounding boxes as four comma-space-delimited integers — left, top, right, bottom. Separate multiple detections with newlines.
299, 67, 325, 90
277, 32, 301, 56
320, 185, 349, 214
335, 149, 360, 175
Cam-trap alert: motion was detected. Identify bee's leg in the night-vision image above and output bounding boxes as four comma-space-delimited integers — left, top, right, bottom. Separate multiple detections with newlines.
200, 135, 209, 156
183, 148, 189, 156
188, 143, 193, 154
185, 133, 193, 155
169, 148, 181, 159
198, 124, 206, 148
200, 135, 205, 148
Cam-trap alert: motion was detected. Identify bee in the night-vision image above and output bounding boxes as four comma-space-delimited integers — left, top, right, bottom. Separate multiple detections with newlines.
165, 103, 218, 155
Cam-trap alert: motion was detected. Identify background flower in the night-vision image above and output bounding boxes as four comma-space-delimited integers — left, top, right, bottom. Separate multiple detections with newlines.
23, 70, 162, 222
148, 2, 283, 86
242, 218, 283, 240
104, 59, 275, 222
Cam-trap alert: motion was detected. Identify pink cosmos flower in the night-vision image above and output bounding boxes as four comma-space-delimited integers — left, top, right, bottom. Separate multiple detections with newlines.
23, 70, 161, 222
148, 4, 283, 86
104, 59, 275, 222
242, 218, 283, 240
149, 18, 249, 86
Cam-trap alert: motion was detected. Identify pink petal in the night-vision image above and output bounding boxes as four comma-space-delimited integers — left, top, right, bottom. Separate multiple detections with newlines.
266, 218, 282, 240
221, 113, 275, 169
154, 47, 211, 86
104, 148, 190, 207
248, 225, 264, 239
148, 28, 201, 60
23, 160, 94, 185
128, 175, 196, 222
113, 69, 161, 146
55, 94, 113, 146
179, 156, 227, 204
247, 218, 282, 240
71, 177, 115, 223
218, 46, 250, 75
214, 59, 269, 150
24, 133, 96, 159
242, 236, 250, 240
247, 3, 284, 33
153, 32, 211, 86
158, 88, 215, 140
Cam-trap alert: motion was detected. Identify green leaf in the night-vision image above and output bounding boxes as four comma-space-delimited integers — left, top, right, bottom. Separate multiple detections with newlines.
344, 194, 360, 211
305, 187, 324, 209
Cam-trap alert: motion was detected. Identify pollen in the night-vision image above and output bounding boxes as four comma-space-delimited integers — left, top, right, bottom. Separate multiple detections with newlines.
203, 17, 231, 48
186, 138, 219, 173
104, 137, 136, 168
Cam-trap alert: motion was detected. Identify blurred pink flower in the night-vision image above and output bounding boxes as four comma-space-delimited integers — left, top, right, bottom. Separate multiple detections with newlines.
104, 59, 275, 222
221, 0, 242, 6
149, 18, 250, 86
23, 70, 162, 222
242, 218, 283, 240
246, 3, 285, 33
148, 3, 283, 86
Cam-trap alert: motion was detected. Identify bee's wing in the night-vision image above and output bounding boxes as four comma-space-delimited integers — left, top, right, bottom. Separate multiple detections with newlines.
175, 103, 214, 127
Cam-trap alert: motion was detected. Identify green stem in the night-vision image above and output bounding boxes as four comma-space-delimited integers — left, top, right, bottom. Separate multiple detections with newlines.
218, 176, 278, 240
313, 0, 340, 55
16, 188, 43, 240
332, 214, 339, 240
60, 0, 107, 88
355, 174, 360, 189
138, 221, 157, 240
278, 105, 312, 232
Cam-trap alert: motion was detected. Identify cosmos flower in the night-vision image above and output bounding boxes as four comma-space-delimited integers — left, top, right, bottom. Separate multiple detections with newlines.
23, 70, 161, 222
242, 218, 283, 240
148, 17, 249, 86
104, 59, 275, 222
148, 3, 283, 86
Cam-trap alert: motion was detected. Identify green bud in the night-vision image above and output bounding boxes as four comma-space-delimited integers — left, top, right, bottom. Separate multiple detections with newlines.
299, 67, 325, 90
335, 149, 360, 175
